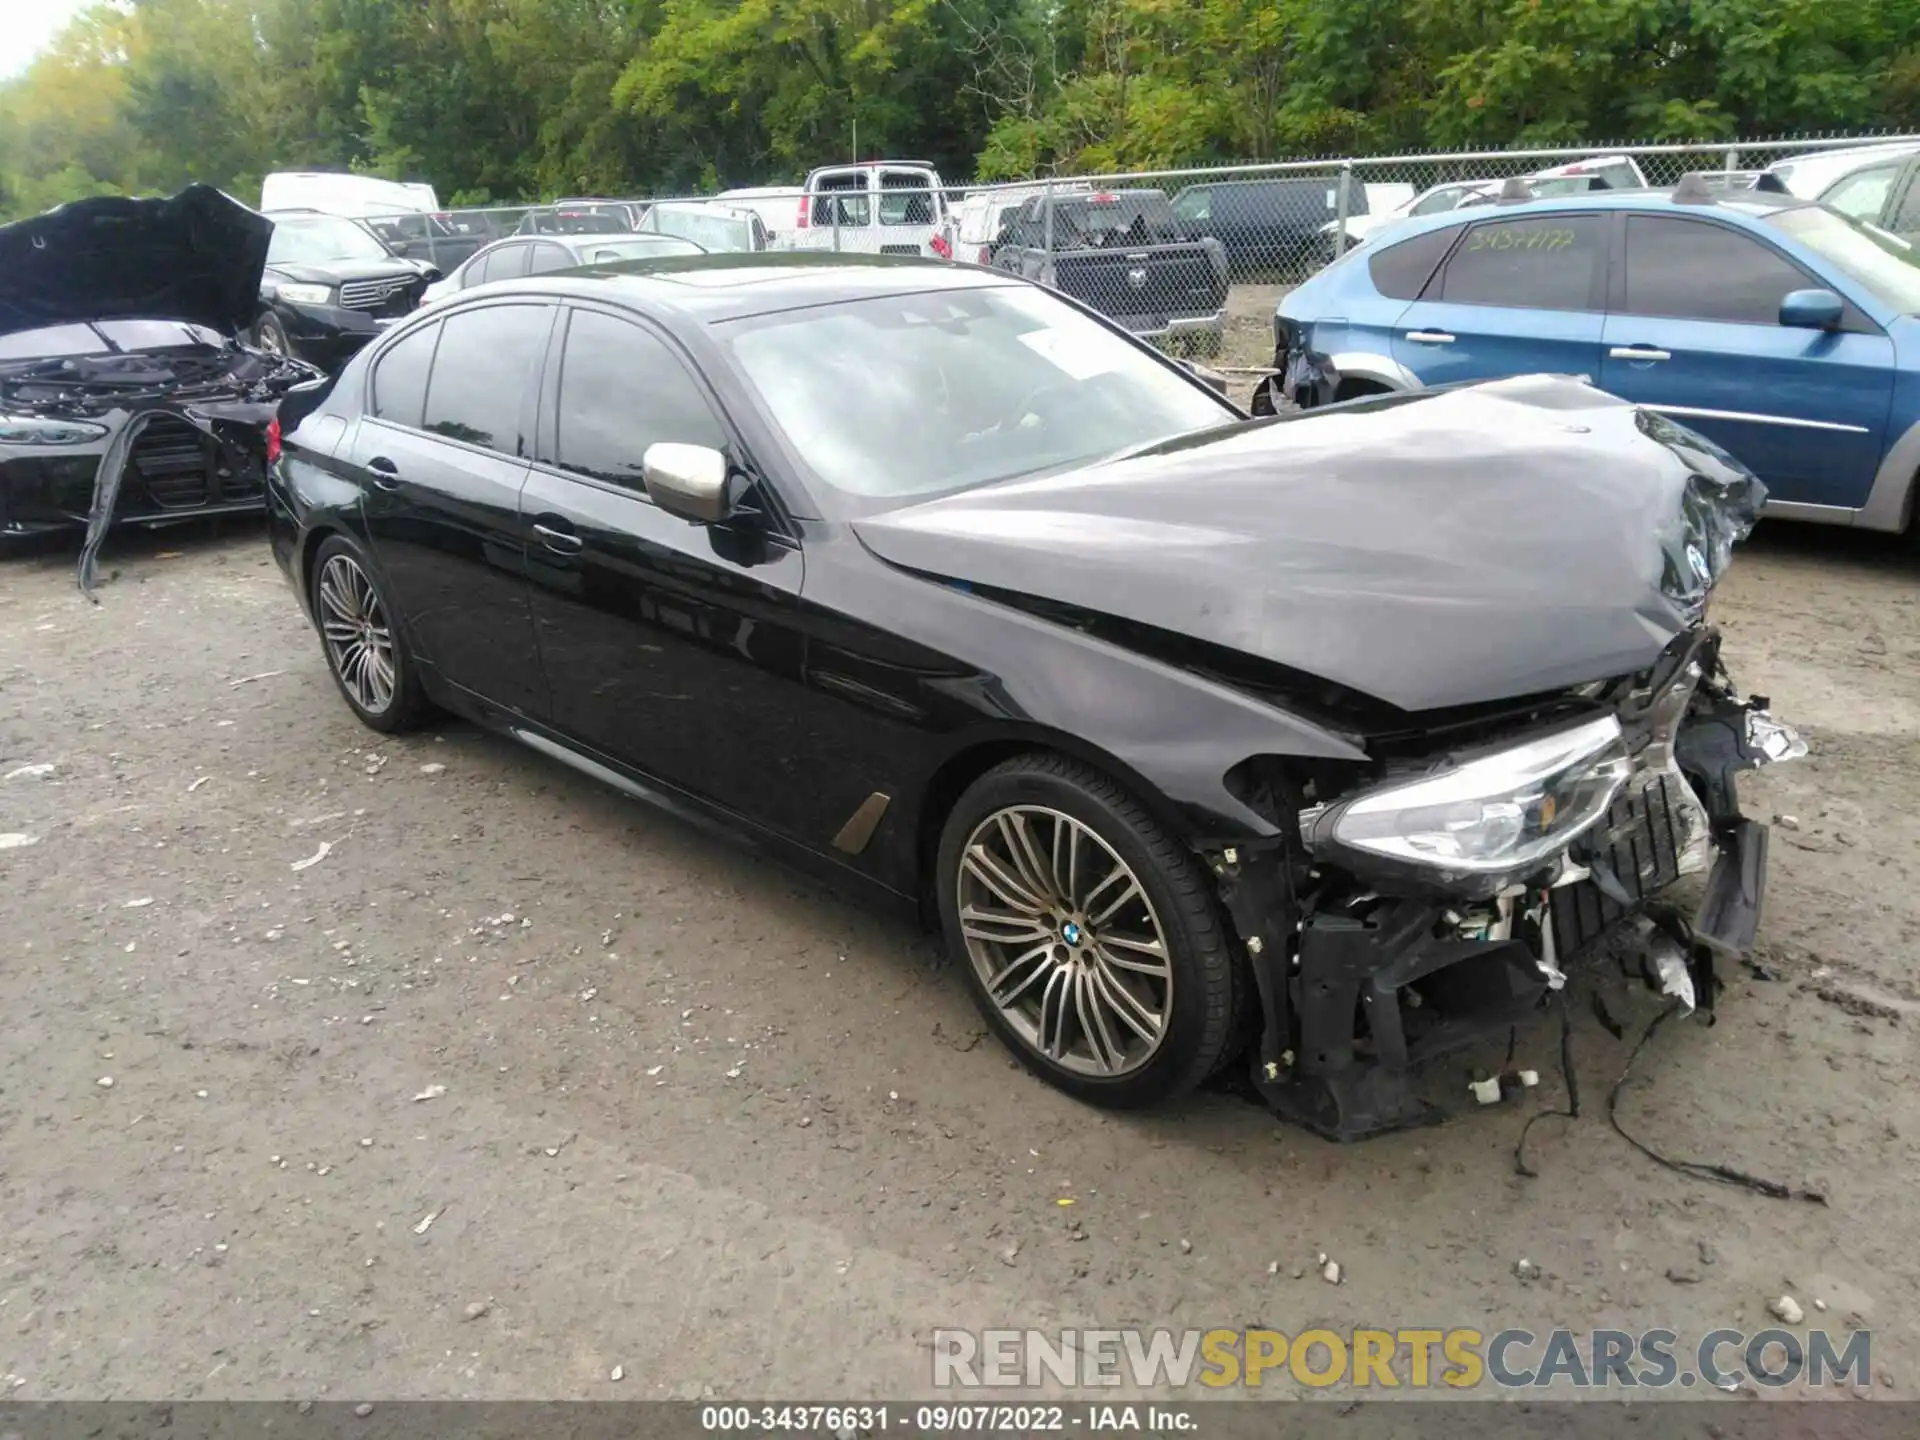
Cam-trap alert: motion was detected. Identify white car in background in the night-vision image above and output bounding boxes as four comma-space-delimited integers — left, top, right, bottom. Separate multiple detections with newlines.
715, 186, 806, 244
780, 161, 951, 257
1320, 154, 1653, 253
1761, 141, 1920, 220
260, 171, 439, 218
939, 181, 1092, 265
637, 200, 772, 252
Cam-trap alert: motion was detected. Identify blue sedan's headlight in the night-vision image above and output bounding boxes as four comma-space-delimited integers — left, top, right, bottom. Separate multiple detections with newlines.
0, 413, 111, 446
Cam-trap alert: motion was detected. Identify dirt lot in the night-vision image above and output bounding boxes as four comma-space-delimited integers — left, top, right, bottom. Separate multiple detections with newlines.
0, 514, 1915, 1405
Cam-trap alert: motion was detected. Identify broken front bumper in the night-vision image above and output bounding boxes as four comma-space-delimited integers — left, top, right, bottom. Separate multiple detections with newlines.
1214, 686, 1803, 1143
1250, 318, 1337, 413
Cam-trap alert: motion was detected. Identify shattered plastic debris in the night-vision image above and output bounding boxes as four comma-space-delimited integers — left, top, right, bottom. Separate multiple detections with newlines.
3, 763, 54, 781
187, 776, 211, 793
419, 763, 446, 775
412, 1209, 441, 1235
122, 896, 154, 909
1648, 940, 1697, 1013
1769, 1295, 1805, 1325
0, 834, 40, 850
228, 670, 287, 688
290, 841, 333, 872
412, 1084, 447, 1102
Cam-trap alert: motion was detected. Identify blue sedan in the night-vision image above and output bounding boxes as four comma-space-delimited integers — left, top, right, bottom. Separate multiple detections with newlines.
1274, 184, 1920, 531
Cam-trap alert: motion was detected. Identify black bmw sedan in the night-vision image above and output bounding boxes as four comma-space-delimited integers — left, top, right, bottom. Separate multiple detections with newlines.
269, 254, 1802, 1136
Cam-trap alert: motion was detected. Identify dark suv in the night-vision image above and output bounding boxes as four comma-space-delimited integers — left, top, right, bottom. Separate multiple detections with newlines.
256, 211, 439, 371
1169, 177, 1370, 279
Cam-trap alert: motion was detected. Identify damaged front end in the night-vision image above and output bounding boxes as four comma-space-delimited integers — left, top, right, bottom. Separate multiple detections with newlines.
0, 341, 321, 596
1209, 449, 1800, 1142
0, 185, 320, 594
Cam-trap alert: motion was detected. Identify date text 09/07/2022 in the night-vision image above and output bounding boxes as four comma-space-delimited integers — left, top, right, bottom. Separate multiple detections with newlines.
699, 1405, 1195, 1433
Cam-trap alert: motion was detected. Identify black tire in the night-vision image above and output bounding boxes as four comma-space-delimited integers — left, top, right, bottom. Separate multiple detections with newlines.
309, 534, 433, 733
253, 311, 293, 357
935, 753, 1243, 1109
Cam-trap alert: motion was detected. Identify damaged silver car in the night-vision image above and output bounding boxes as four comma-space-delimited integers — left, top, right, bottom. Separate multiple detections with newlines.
0, 184, 321, 593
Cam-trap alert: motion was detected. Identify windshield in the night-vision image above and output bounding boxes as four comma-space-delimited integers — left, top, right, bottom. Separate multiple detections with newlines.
1767, 205, 1920, 314
639, 206, 757, 252
267, 217, 393, 265
720, 284, 1236, 510
574, 236, 704, 263
1049, 194, 1183, 246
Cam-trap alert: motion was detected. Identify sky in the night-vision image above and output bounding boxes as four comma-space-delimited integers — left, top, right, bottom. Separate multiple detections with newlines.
0, 0, 97, 80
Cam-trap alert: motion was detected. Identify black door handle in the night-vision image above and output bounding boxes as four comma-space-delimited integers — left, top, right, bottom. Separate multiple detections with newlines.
366, 455, 402, 491
531, 520, 584, 554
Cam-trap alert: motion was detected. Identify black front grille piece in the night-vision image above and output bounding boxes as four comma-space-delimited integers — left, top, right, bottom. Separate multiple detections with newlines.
1550, 769, 1694, 958
133, 415, 212, 510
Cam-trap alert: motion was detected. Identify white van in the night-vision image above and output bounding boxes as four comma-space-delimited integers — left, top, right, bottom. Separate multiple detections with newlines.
259, 172, 440, 219
782, 161, 950, 257
716, 186, 807, 242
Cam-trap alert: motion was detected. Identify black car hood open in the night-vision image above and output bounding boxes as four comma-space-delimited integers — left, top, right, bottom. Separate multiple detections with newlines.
0, 184, 271, 340
852, 375, 1765, 714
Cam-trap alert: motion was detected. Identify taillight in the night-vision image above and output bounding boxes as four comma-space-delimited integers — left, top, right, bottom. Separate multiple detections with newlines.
930, 233, 951, 259
795, 195, 809, 229
265, 417, 282, 464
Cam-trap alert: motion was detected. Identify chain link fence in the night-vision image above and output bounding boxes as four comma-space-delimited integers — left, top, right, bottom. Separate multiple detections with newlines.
334, 134, 1919, 374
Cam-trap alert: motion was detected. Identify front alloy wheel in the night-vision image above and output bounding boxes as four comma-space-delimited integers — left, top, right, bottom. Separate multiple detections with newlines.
938, 754, 1243, 1109
957, 805, 1172, 1078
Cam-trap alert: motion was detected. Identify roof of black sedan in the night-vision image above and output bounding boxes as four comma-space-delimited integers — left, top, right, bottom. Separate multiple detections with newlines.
479, 252, 1007, 322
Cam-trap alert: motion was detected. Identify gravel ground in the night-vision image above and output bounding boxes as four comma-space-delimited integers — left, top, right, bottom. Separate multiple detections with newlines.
0, 514, 1914, 1404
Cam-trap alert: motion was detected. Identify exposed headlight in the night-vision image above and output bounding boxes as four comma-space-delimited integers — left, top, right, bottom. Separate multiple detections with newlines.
275, 283, 334, 306
1308, 715, 1630, 877
0, 413, 110, 446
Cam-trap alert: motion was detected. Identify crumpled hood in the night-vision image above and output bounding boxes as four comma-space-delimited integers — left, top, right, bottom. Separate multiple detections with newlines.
852, 375, 1765, 713
0, 184, 271, 340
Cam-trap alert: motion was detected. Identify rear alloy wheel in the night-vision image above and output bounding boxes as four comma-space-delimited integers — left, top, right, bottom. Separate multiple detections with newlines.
937, 754, 1241, 1109
311, 536, 431, 733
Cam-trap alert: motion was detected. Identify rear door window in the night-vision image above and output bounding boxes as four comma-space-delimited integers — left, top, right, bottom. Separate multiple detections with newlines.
1620, 216, 1811, 324
1433, 214, 1606, 310
1369, 227, 1461, 300
553, 309, 726, 492
878, 170, 937, 226
370, 320, 440, 429
1823, 164, 1901, 222
478, 243, 531, 284
1886, 166, 1920, 232
527, 241, 573, 275
810, 172, 870, 228
421, 304, 551, 455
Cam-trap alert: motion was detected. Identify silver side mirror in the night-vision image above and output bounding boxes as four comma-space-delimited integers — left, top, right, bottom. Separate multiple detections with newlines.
643, 442, 730, 523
